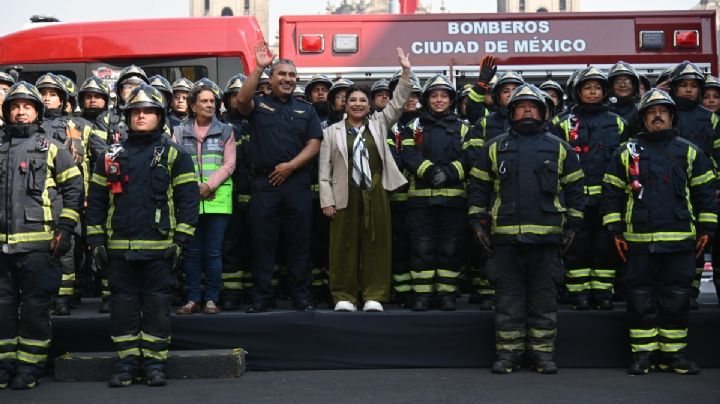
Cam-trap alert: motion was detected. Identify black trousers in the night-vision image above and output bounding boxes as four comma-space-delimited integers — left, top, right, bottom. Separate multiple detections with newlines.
390, 201, 411, 295
249, 173, 312, 305
0, 252, 61, 377
221, 200, 252, 303
624, 251, 695, 355
108, 257, 174, 373
486, 244, 563, 360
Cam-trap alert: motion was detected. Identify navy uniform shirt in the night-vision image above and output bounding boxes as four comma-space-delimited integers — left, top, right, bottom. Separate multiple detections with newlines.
247, 93, 322, 177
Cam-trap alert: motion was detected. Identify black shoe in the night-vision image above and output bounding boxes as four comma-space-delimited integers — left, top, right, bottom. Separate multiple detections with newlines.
293, 299, 316, 311
98, 297, 111, 314
468, 293, 482, 304
688, 297, 699, 310
69, 295, 82, 308
52, 297, 71, 316
594, 297, 614, 311
628, 352, 652, 375
412, 297, 429, 311
478, 297, 495, 311
246, 302, 270, 313
10, 373, 38, 390
657, 354, 700, 375
531, 360, 558, 374
221, 299, 239, 311
108, 371, 135, 388
573, 295, 590, 311
439, 295, 456, 311
0, 369, 13, 390
145, 369, 167, 387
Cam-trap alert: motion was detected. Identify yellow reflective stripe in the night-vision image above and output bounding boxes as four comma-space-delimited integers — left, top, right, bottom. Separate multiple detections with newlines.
566, 283, 590, 292
658, 328, 688, 339
560, 169, 584, 185
436, 284, 457, 292
413, 285, 434, 293
603, 212, 622, 225
223, 282, 243, 289
527, 342, 554, 352
493, 225, 563, 235
712, 113, 719, 130
108, 239, 174, 250
590, 280, 613, 290
603, 173, 626, 189
463, 138, 484, 149
691, 170, 715, 187
237, 194, 251, 203
468, 205, 487, 215
631, 342, 660, 352
310, 184, 320, 192
408, 188, 466, 198
386, 138, 396, 146
394, 284, 412, 292
18, 337, 50, 348
451, 161, 464, 181
616, 117, 625, 135
436, 269, 460, 278
141, 349, 168, 360
393, 274, 412, 283
0, 352, 17, 360
175, 223, 195, 236
61, 273, 76, 282
566, 268, 591, 277
496, 342, 525, 351
112, 333, 141, 343
417, 160, 433, 177
624, 232, 695, 243
698, 212, 718, 223
467, 88, 484, 103
90, 173, 107, 186
0, 337, 18, 346
470, 167, 491, 181
221, 271, 243, 280
630, 328, 658, 339
141, 332, 170, 344
117, 348, 141, 359
591, 269, 615, 278
17, 351, 45, 364
496, 329, 526, 339
1, 231, 53, 244
87, 225, 105, 235
402, 139, 416, 146
659, 342, 686, 352
568, 208, 583, 219
410, 270, 435, 279
584, 185, 602, 195
58, 287, 74, 295
172, 172, 197, 187
56, 166, 81, 184
60, 208, 80, 222
528, 328, 556, 338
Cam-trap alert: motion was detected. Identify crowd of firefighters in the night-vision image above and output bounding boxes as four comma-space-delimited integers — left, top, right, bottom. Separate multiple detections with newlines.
0, 43, 718, 388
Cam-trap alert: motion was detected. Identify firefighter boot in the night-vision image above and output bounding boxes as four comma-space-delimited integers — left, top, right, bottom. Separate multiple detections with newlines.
572, 294, 590, 311
52, 296, 71, 316
593, 297, 614, 311
658, 353, 700, 375
98, 296, 111, 313
438, 293, 456, 311
145, 369, 167, 387
529, 352, 558, 374
412, 295, 430, 311
491, 351, 521, 374
0, 369, 13, 390
478, 296, 495, 311
628, 352, 652, 375
10, 373, 38, 390
108, 371, 135, 388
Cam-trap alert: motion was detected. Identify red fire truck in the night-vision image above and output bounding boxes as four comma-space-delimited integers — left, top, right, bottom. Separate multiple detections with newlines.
279, 10, 718, 86
0, 16, 265, 89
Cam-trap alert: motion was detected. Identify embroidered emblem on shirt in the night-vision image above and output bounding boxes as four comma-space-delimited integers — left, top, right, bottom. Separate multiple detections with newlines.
258, 102, 275, 112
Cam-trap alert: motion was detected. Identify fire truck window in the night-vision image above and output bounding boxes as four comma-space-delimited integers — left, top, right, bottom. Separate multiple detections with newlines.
143, 66, 209, 84
18, 71, 76, 85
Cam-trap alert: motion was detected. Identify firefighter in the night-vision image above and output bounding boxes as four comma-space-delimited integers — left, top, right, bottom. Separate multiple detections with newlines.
148, 75, 173, 119
400, 74, 471, 311
638, 74, 651, 96
608, 61, 641, 139
457, 83, 473, 121
96, 65, 149, 144
86, 84, 199, 386
219, 74, 253, 310
370, 78, 391, 112
667, 61, 720, 309
468, 71, 525, 143
256, 68, 272, 96
601, 88, 716, 375
655, 66, 675, 92
327, 78, 354, 127
35, 73, 89, 315
464, 55, 498, 123
539, 80, 565, 117
304, 74, 333, 126
552, 67, 626, 311
0, 72, 15, 91
701, 74, 720, 114
293, 85, 306, 102
57, 75, 79, 116
168, 78, 193, 129
468, 84, 585, 374
0, 82, 83, 389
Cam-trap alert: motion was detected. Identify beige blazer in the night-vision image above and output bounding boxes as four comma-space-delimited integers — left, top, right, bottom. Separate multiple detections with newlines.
318, 77, 412, 210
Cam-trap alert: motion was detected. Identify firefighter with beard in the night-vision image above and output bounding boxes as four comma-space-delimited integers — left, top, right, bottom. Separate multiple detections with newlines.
468, 84, 585, 374
86, 84, 199, 386
0, 82, 83, 389
552, 67, 626, 311
601, 89, 716, 375
667, 61, 720, 309
304, 74, 333, 127
168, 78, 193, 129
400, 74, 471, 311
96, 65, 149, 144
219, 74, 253, 310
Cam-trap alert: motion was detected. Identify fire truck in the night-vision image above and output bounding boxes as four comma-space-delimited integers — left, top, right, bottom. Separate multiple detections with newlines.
279, 10, 718, 87
0, 16, 265, 89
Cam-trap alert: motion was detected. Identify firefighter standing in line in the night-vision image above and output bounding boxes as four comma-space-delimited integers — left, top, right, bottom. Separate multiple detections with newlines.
370, 78, 391, 112
607, 61, 642, 141
96, 65, 149, 144
400, 74, 471, 311
305, 73, 333, 127
86, 84, 199, 387
168, 78, 193, 130
601, 88, 716, 375
539, 80, 565, 117
0, 72, 14, 92
554, 67, 626, 311
469, 71, 525, 143
0, 82, 83, 389
463, 55, 498, 123
469, 84, 585, 374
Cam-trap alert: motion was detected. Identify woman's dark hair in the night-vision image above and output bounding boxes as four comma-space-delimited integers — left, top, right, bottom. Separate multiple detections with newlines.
188, 85, 220, 117
343, 84, 371, 104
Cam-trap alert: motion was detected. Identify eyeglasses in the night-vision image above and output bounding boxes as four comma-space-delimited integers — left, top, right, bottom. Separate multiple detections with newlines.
613, 77, 633, 85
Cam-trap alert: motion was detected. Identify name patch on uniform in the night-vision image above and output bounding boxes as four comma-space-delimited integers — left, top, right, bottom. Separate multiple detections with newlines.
293, 110, 305, 115
258, 102, 275, 112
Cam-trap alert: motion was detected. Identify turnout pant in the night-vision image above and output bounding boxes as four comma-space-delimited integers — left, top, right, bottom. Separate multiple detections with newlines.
57, 237, 76, 299
310, 201, 331, 301
486, 244, 563, 360
407, 205, 465, 296
0, 252, 62, 377
108, 257, 174, 373
390, 200, 411, 297
624, 251, 695, 355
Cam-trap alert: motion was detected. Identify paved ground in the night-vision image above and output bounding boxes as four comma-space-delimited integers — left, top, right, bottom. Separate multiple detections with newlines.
4, 368, 720, 404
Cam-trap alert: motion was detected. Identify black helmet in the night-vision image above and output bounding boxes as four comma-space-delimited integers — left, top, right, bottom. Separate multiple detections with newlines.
35, 73, 68, 110
78, 76, 111, 110
638, 74, 651, 95
172, 78, 194, 94
388, 69, 420, 96
57, 75, 78, 110
304, 73, 332, 99
491, 71, 524, 106
565, 69, 582, 105
655, 66, 675, 86
259, 68, 271, 85
540, 89, 555, 117
370, 79, 390, 97
539, 79, 564, 111
506, 84, 547, 124
670, 60, 704, 85
422, 74, 456, 111
223, 74, 247, 106
573, 66, 608, 103
148, 75, 172, 107
117, 65, 149, 87
123, 83, 166, 130
704, 74, 720, 93
328, 78, 354, 106
0, 72, 16, 87
637, 88, 676, 129
2, 81, 44, 123
608, 61, 640, 97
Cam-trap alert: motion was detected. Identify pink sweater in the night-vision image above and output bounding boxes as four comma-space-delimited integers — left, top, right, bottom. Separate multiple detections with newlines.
194, 120, 236, 191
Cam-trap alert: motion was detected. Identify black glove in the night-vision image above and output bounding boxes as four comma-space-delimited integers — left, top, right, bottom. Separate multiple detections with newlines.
471, 220, 492, 254
92, 245, 108, 271
164, 244, 183, 271
50, 228, 73, 260
561, 228, 576, 255
430, 167, 448, 188
478, 55, 497, 84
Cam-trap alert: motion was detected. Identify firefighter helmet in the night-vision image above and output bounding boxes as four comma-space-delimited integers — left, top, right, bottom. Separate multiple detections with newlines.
670, 60, 704, 85
304, 73, 332, 99
506, 84, 547, 123
608, 61, 640, 96
638, 74, 651, 94
2, 81, 44, 122
123, 83, 166, 129
388, 69, 420, 96
370, 79, 390, 97
573, 66, 609, 103
117, 65, 149, 86
704, 74, 720, 93
57, 74, 78, 109
491, 71, 525, 106
293, 85, 306, 100
539, 79, 564, 111
564, 69, 582, 104
79, 76, 111, 100
148, 75, 173, 107
637, 88, 676, 129
655, 66, 675, 86
422, 74, 456, 111
35, 73, 68, 110
328, 78, 354, 105
172, 77, 194, 93
0, 71, 15, 86
222, 74, 247, 107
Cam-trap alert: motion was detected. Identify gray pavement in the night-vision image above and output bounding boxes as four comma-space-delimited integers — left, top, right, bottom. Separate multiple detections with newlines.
3, 368, 720, 404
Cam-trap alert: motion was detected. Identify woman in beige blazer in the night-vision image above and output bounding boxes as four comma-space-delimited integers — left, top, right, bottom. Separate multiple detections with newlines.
318, 48, 412, 312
